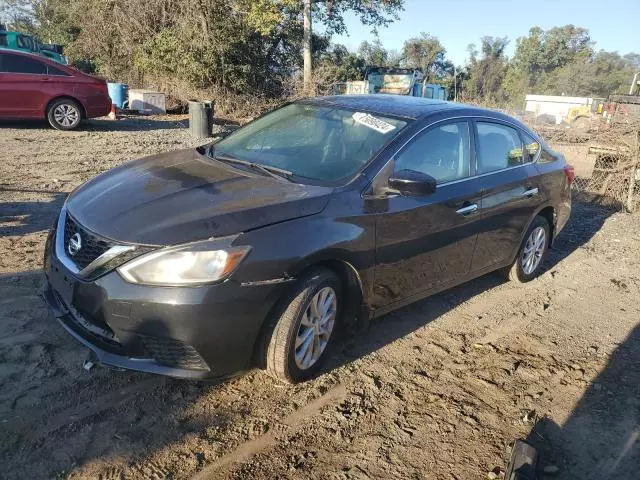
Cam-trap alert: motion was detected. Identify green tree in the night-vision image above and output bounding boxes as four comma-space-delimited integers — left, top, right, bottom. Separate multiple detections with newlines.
238, 0, 403, 92
28, 0, 403, 100
0, 0, 36, 33
357, 38, 389, 66
505, 25, 594, 104
465, 36, 509, 104
548, 50, 636, 97
401, 32, 451, 81
319, 44, 367, 81
624, 53, 640, 70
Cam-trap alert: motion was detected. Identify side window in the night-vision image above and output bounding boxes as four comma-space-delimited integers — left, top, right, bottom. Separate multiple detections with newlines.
47, 64, 70, 76
521, 131, 541, 162
395, 121, 471, 184
0, 34, 7, 47
538, 149, 558, 164
3, 54, 47, 74
476, 122, 524, 174
17, 35, 32, 49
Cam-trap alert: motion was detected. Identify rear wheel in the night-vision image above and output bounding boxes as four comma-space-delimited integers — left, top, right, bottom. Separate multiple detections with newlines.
263, 268, 341, 384
47, 98, 82, 130
504, 216, 550, 283
571, 116, 591, 132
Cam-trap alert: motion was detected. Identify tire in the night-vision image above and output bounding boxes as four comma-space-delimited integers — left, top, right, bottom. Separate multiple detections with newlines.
263, 268, 342, 384
47, 98, 82, 130
571, 116, 591, 132
504, 216, 550, 283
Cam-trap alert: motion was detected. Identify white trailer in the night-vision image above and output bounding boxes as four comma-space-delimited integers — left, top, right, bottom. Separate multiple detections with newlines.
524, 94, 597, 124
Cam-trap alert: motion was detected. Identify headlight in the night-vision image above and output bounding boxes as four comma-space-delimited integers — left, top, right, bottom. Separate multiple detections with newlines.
117, 241, 251, 286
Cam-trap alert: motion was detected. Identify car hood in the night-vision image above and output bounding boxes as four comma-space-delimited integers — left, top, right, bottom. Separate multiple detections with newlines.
66, 148, 333, 245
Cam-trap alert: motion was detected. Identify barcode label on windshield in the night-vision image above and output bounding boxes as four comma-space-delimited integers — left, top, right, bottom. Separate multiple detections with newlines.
352, 112, 396, 134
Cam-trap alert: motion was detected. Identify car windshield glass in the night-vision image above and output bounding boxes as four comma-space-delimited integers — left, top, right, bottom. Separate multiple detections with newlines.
213, 103, 408, 182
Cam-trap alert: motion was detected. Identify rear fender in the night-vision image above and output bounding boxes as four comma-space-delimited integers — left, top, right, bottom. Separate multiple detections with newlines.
45, 95, 86, 118
508, 203, 557, 264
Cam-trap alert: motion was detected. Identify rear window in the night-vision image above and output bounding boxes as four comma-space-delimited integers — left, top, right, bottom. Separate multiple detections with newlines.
47, 64, 70, 76
0, 53, 47, 74
476, 122, 525, 174
16, 35, 34, 50
538, 149, 558, 164
521, 132, 541, 162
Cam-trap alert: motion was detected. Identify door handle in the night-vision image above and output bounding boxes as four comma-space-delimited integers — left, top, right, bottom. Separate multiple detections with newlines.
522, 187, 539, 197
456, 204, 478, 215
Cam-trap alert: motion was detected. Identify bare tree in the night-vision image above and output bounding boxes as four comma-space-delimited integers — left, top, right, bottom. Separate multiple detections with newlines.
0, 0, 35, 32
303, 0, 312, 94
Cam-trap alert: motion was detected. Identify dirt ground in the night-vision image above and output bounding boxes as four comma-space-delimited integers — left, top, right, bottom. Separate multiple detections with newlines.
1, 116, 639, 480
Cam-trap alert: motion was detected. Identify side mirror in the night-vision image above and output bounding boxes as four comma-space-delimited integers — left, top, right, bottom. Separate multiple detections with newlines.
388, 169, 437, 196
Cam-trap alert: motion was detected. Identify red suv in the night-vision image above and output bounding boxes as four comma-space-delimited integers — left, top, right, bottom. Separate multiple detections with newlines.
0, 48, 111, 130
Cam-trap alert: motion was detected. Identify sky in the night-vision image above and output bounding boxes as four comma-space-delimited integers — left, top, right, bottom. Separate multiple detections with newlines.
330, 0, 639, 66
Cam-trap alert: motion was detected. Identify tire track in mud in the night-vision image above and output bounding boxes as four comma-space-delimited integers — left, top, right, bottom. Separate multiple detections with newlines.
3, 377, 164, 440
191, 383, 348, 479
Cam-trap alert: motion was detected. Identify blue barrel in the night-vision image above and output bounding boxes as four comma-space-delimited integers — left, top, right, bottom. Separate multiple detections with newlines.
107, 82, 128, 109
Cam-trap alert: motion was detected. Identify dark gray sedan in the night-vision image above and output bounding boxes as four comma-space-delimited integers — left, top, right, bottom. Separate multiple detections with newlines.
42, 95, 572, 383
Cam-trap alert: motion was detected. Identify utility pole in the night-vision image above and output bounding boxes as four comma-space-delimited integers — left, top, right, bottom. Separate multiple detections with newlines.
454, 66, 457, 102
303, 0, 313, 95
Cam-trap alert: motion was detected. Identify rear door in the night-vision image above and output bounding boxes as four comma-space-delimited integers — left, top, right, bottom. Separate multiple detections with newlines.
470, 120, 544, 272
0, 52, 50, 118
372, 120, 484, 307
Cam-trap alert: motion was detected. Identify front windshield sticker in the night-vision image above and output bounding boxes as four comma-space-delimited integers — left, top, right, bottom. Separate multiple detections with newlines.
352, 112, 396, 134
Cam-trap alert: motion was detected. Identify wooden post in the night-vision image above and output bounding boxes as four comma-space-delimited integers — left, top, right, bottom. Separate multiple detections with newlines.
626, 130, 639, 212
303, 0, 312, 95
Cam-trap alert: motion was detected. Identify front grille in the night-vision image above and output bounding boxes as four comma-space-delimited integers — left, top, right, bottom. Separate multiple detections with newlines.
64, 214, 115, 269
140, 336, 209, 371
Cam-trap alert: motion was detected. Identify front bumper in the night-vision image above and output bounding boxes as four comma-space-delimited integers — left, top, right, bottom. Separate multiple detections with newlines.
42, 233, 288, 380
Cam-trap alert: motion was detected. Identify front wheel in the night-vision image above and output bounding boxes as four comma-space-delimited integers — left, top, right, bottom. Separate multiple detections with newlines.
47, 98, 82, 130
263, 268, 341, 384
504, 216, 550, 283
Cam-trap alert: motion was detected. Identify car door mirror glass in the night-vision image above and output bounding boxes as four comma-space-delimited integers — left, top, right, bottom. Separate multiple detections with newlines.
388, 169, 437, 196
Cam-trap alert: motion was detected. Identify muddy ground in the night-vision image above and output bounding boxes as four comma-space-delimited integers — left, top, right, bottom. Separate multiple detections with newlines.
1, 116, 639, 480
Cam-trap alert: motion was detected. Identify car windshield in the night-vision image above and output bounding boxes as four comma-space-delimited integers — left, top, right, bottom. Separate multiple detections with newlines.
212, 103, 408, 182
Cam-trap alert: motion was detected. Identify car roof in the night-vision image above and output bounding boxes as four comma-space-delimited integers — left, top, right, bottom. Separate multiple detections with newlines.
0, 46, 58, 64
0, 46, 80, 75
304, 94, 455, 120
302, 94, 522, 125
0, 46, 40, 57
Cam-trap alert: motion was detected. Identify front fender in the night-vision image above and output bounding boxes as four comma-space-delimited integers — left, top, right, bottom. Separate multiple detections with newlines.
231, 213, 376, 302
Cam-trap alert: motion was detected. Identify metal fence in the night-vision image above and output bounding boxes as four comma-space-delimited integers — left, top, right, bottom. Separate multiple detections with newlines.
524, 121, 640, 212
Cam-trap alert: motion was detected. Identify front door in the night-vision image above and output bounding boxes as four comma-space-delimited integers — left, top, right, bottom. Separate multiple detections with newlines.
371, 120, 483, 308
0, 52, 48, 118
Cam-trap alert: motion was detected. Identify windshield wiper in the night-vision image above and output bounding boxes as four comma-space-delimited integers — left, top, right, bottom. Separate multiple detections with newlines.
209, 149, 293, 182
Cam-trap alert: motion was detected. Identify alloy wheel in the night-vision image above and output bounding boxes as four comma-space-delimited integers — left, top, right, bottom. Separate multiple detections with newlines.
53, 104, 80, 128
294, 286, 337, 370
521, 226, 546, 275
